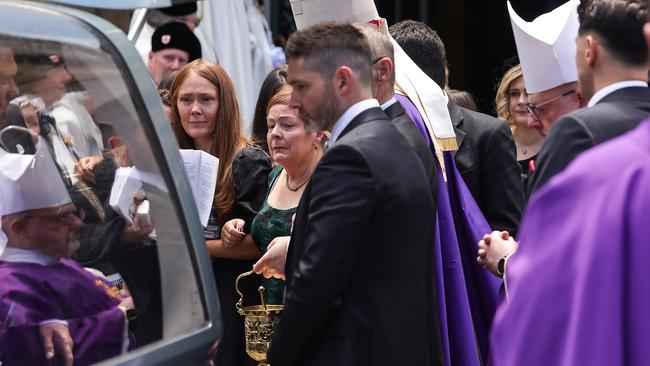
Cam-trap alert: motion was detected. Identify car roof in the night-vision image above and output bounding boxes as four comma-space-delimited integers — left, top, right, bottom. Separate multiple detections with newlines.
45, 0, 198, 10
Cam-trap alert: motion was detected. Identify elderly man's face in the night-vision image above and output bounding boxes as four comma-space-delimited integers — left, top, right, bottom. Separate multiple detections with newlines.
526, 83, 582, 134
0, 47, 19, 121
148, 48, 189, 86
18, 203, 84, 259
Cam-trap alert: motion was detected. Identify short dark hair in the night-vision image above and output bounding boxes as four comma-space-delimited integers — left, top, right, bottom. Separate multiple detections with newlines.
578, 0, 648, 66
284, 21, 373, 86
389, 20, 447, 89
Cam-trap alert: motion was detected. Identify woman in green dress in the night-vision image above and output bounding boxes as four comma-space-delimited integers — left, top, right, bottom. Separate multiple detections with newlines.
221, 86, 325, 304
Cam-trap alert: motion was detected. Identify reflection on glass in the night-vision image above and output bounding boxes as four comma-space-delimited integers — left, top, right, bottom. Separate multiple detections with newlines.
0, 13, 208, 363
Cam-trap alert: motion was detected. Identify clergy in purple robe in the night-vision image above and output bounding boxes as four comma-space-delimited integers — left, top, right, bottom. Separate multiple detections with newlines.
0, 136, 130, 365
396, 94, 502, 366
0, 254, 129, 365
490, 119, 650, 365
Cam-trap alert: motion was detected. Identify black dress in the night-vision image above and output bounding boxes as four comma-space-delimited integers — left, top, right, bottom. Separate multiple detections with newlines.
518, 155, 536, 196
210, 145, 272, 366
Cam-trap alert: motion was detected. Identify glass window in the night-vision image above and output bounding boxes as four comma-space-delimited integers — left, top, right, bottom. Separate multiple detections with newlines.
0, 2, 219, 365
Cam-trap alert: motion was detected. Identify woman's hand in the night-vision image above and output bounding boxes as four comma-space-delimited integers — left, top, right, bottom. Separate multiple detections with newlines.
74, 155, 103, 183
221, 219, 246, 248
477, 230, 518, 276
253, 236, 290, 280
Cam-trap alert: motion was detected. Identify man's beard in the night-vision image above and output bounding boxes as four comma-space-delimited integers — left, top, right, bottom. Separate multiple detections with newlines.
303, 86, 340, 132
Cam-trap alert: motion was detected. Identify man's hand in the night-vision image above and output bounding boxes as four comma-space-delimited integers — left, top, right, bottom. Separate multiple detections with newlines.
253, 236, 290, 280
222, 219, 246, 248
477, 230, 518, 276
74, 155, 103, 184
39, 322, 73, 366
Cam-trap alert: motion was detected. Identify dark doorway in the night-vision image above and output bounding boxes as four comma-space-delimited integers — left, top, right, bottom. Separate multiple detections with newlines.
374, 0, 569, 115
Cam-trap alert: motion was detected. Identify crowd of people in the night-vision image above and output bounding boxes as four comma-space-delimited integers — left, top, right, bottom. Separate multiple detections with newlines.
0, 0, 649, 365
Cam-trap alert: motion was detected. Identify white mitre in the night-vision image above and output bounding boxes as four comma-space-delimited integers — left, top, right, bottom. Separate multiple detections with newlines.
508, 0, 579, 93
288, 0, 458, 156
0, 137, 71, 217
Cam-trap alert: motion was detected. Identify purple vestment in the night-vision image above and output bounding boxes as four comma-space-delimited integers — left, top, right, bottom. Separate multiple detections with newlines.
398, 96, 502, 366
491, 119, 650, 365
0, 258, 127, 365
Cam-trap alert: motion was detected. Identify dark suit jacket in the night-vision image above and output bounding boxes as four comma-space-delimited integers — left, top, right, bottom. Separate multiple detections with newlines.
448, 100, 524, 236
385, 100, 439, 197
384, 100, 443, 365
268, 107, 439, 366
528, 86, 650, 195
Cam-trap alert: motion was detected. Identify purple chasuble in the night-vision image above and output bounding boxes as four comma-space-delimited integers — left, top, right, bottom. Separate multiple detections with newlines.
395, 94, 432, 147
491, 120, 650, 365
398, 95, 502, 366
0, 258, 127, 365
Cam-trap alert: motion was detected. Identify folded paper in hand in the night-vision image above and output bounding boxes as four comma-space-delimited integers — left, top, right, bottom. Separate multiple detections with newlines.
180, 149, 219, 227
109, 166, 143, 224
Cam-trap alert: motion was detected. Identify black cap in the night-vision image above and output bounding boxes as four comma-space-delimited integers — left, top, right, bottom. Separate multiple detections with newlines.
159, 3, 197, 17
151, 22, 202, 61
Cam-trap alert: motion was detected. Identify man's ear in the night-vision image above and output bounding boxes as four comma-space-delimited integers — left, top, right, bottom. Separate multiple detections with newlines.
584, 35, 599, 67
8, 216, 28, 237
333, 66, 353, 95
375, 57, 393, 82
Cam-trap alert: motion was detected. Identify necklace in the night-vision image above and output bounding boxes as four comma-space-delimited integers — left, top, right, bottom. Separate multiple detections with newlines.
521, 147, 528, 155
285, 173, 311, 192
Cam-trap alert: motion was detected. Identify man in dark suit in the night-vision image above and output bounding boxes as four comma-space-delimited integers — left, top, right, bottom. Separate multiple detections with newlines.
357, 23, 443, 365
267, 22, 438, 366
390, 20, 524, 236
527, 0, 650, 195
355, 23, 438, 197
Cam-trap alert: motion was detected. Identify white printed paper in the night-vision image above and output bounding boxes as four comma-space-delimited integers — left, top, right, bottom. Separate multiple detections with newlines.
180, 149, 219, 227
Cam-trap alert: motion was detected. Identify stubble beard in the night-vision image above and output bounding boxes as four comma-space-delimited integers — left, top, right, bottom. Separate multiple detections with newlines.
313, 86, 341, 132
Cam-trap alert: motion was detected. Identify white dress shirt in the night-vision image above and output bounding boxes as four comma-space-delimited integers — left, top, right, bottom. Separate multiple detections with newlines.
587, 80, 648, 107
329, 99, 380, 146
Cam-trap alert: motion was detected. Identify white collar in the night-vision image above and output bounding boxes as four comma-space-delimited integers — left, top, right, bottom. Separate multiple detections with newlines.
0, 247, 60, 266
587, 80, 648, 107
380, 96, 397, 111
329, 99, 380, 146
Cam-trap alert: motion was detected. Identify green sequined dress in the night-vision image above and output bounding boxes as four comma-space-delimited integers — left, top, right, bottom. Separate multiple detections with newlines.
250, 166, 296, 305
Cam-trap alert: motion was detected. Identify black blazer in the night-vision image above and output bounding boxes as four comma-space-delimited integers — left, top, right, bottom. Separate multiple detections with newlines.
448, 100, 525, 236
383, 100, 443, 365
384, 101, 439, 197
268, 107, 439, 366
528, 86, 650, 195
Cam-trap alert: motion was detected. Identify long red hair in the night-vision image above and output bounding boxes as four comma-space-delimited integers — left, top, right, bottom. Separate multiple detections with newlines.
170, 59, 247, 222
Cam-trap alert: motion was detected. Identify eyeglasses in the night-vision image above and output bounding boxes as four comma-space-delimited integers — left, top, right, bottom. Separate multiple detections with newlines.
526, 89, 576, 121
24, 207, 85, 225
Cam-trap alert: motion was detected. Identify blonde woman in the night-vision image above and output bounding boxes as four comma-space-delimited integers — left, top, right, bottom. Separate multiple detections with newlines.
495, 64, 544, 184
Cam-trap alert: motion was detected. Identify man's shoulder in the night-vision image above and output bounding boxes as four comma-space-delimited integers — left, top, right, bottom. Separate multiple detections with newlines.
456, 106, 507, 136
0, 261, 56, 289
459, 107, 501, 125
337, 117, 397, 150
